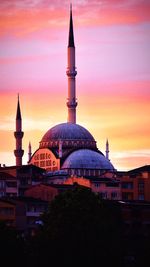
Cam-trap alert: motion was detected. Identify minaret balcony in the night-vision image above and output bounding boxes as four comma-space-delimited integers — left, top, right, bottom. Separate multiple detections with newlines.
14, 131, 24, 138
66, 69, 77, 77
67, 100, 78, 108
14, 149, 24, 157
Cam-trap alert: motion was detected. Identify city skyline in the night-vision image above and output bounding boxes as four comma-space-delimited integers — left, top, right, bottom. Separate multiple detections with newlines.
0, 0, 150, 170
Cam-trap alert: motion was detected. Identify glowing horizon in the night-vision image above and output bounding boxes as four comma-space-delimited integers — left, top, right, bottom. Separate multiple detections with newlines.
0, 0, 150, 171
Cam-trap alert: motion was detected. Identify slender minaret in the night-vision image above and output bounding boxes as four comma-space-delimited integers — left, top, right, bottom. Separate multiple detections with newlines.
28, 141, 32, 163
14, 95, 24, 166
66, 4, 77, 124
105, 139, 109, 161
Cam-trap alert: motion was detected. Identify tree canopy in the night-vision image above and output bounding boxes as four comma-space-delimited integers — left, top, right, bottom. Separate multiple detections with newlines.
36, 185, 122, 266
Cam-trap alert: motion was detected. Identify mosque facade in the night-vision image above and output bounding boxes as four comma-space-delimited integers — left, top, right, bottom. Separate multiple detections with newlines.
14, 6, 115, 178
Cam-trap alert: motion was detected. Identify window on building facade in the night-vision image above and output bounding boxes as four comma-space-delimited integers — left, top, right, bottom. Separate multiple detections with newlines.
122, 182, 133, 189
0, 191, 5, 197
111, 191, 117, 199
122, 192, 133, 200
99, 192, 107, 199
6, 181, 17, 187
0, 181, 5, 188
0, 207, 14, 215
138, 194, 144, 200
94, 183, 100, 188
138, 182, 144, 191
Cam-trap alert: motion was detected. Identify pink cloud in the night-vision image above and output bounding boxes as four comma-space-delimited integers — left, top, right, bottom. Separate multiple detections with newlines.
0, 0, 150, 37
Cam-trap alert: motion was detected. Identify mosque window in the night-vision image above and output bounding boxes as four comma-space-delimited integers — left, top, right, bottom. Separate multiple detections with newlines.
78, 169, 81, 176
40, 161, 45, 167
40, 154, 45, 160
34, 154, 39, 160
46, 160, 51, 166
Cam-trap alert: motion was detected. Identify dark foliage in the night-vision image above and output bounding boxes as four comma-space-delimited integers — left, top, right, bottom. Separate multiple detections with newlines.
32, 186, 123, 267
1, 186, 150, 267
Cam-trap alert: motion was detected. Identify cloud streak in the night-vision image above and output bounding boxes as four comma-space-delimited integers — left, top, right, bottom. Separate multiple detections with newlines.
0, 0, 150, 37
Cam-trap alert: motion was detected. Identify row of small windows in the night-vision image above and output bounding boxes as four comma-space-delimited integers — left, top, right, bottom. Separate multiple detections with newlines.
94, 183, 119, 188
40, 140, 95, 147
34, 153, 51, 161
122, 192, 145, 201
122, 182, 133, 189
99, 192, 118, 199
67, 169, 102, 177
0, 181, 17, 188
122, 182, 145, 190
0, 207, 14, 215
34, 160, 56, 168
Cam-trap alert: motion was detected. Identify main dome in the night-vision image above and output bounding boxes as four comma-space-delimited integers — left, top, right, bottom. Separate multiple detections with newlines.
40, 123, 97, 149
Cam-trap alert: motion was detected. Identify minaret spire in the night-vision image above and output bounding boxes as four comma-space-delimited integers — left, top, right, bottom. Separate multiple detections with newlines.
106, 139, 109, 161
68, 3, 74, 47
16, 94, 21, 120
28, 141, 32, 163
66, 4, 77, 124
14, 94, 24, 166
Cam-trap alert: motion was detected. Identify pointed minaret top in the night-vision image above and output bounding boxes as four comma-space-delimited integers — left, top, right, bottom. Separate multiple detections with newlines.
16, 94, 21, 120
106, 138, 109, 160
68, 3, 75, 47
28, 141, 32, 163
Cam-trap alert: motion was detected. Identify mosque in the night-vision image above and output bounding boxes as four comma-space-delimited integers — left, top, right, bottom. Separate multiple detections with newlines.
14, 6, 115, 178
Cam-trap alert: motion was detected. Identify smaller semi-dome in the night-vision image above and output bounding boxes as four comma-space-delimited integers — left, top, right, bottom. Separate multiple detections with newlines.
61, 149, 115, 171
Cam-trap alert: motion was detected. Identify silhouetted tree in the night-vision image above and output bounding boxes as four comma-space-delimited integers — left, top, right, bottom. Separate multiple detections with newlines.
30, 185, 122, 267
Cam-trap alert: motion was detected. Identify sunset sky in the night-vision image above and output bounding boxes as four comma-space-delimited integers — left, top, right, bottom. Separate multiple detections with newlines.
0, 0, 150, 171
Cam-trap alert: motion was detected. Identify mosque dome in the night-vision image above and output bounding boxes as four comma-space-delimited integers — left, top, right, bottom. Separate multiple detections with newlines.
40, 123, 97, 150
61, 149, 115, 171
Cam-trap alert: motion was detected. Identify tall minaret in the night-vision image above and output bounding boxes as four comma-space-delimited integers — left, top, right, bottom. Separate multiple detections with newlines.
105, 139, 109, 161
66, 4, 77, 124
28, 142, 32, 163
14, 95, 24, 166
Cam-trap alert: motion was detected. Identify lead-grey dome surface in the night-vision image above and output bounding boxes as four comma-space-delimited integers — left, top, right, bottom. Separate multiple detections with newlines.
40, 123, 97, 149
41, 123, 95, 141
61, 149, 115, 170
